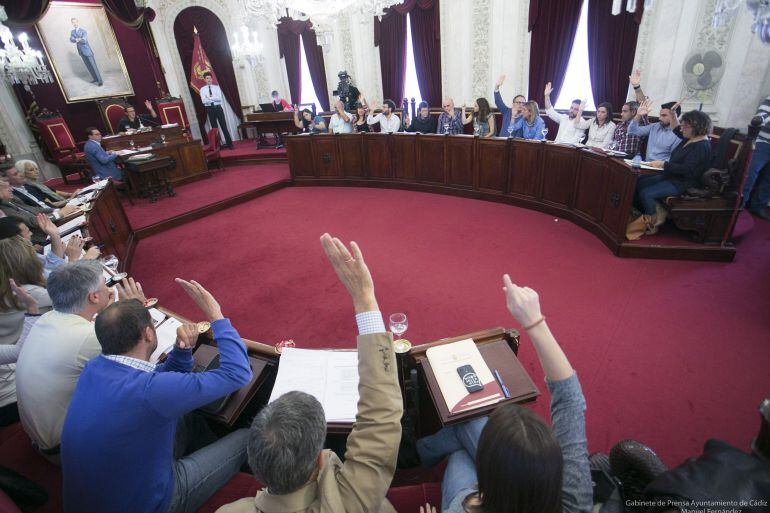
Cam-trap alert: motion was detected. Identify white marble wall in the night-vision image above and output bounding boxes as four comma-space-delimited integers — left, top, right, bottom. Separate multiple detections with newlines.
631, 0, 770, 130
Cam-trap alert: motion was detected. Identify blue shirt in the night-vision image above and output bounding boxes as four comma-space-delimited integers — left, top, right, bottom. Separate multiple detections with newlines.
494, 90, 523, 138
61, 318, 252, 513
512, 115, 546, 140
84, 139, 122, 180
436, 111, 463, 135
69, 28, 93, 57
628, 119, 680, 161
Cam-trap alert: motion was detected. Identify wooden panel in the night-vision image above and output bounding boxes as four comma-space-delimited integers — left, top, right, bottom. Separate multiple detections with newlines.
508, 140, 542, 197
601, 160, 637, 239
476, 138, 508, 193
336, 135, 364, 178
573, 152, 609, 221
416, 135, 445, 183
363, 134, 392, 179
540, 145, 577, 207
391, 133, 416, 181
311, 136, 340, 178
446, 136, 475, 188
286, 136, 316, 177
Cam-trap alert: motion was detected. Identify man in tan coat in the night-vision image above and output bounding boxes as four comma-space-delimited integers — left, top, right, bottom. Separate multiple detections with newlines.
217, 233, 402, 513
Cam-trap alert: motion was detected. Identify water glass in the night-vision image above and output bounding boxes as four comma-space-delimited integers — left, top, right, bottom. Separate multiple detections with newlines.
541, 127, 549, 139
507, 126, 514, 138
160, 134, 166, 144
103, 255, 119, 272
129, 139, 135, 150
389, 313, 408, 340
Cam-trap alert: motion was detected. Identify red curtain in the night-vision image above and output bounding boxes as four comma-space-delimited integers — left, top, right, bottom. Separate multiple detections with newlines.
174, 6, 243, 136
0, 0, 50, 27
374, 0, 440, 106
528, 0, 584, 105
301, 28, 330, 111
101, 0, 152, 29
587, 0, 644, 109
8, 0, 166, 141
277, 18, 308, 106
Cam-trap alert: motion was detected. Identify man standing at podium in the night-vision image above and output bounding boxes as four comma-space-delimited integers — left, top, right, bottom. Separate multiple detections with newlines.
200, 72, 234, 149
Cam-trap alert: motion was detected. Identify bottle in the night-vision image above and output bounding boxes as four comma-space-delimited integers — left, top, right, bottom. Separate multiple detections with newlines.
632, 154, 642, 168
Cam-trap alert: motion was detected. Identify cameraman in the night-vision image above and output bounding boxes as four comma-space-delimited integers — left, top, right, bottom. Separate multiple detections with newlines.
335, 71, 360, 112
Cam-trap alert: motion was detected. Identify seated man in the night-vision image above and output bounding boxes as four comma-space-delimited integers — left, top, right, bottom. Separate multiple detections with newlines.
606, 101, 645, 156
83, 127, 123, 181
0, 178, 54, 245
0, 166, 79, 217
436, 98, 463, 135
16, 260, 144, 464
62, 278, 253, 513
367, 99, 402, 133
494, 74, 525, 137
271, 90, 291, 111
543, 82, 586, 144
217, 233, 401, 513
328, 100, 353, 134
117, 100, 158, 133
627, 70, 681, 161
416, 275, 592, 513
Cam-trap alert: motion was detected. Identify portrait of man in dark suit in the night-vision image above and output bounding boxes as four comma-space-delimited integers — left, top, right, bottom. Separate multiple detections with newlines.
70, 17, 103, 87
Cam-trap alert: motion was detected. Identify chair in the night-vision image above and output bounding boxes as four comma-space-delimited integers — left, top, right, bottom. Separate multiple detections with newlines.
34, 109, 90, 185
96, 98, 130, 135
156, 95, 190, 132
203, 128, 222, 170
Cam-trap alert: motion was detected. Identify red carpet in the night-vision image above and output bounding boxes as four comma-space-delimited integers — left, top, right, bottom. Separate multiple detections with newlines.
130, 186, 770, 467
121, 164, 290, 229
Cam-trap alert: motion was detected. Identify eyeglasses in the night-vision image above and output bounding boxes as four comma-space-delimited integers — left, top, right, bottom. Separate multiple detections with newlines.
680, 123, 691, 128
513, 100, 525, 104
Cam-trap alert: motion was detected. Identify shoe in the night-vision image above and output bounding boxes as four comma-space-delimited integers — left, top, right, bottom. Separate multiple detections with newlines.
97, 82, 103, 87
275, 144, 284, 149
610, 440, 667, 502
749, 208, 770, 221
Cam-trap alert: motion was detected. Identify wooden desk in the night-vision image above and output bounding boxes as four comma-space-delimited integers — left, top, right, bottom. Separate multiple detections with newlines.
285, 133, 640, 256
122, 155, 176, 202
102, 127, 209, 186
81, 181, 135, 270
241, 112, 300, 148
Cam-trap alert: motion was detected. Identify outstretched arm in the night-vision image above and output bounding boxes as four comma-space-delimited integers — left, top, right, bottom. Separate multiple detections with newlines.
629, 69, 646, 104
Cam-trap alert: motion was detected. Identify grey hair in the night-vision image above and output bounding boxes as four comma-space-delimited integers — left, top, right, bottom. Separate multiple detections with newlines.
47, 260, 104, 314
247, 391, 327, 494
13, 160, 37, 175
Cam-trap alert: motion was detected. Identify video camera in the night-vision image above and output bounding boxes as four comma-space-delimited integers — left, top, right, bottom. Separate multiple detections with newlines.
333, 70, 351, 99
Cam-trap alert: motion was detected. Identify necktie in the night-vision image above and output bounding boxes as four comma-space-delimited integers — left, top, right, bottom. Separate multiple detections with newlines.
208, 85, 212, 97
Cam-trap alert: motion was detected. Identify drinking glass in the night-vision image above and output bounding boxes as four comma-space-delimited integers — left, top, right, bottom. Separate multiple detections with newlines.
92, 176, 101, 185
389, 313, 408, 340
160, 134, 166, 144
129, 139, 135, 150
103, 255, 119, 272
473, 125, 480, 136
443, 122, 450, 134
541, 127, 549, 140
507, 125, 514, 138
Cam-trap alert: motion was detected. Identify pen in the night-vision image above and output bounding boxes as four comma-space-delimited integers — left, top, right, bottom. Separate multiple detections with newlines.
494, 369, 510, 399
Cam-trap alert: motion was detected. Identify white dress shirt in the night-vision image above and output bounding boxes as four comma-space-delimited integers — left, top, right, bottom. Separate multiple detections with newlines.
577, 118, 617, 148
16, 310, 102, 449
546, 107, 586, 144
200, 84, 224, 107
329, 112, 353, 133
367, 112, 402, 133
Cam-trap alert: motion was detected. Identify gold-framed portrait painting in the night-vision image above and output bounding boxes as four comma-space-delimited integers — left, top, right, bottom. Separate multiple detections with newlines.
35, 2, 134, 103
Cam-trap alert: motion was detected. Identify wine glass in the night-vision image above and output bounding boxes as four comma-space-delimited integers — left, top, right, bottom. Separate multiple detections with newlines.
541, 127, 549, 140
103, 255, 119, 272
389, 313, 407, 338
473, 125, 480, 136
507, 125, 514, 138
443, 122, 450, 134
160, 134, 166, 144
128, 139, 135, 150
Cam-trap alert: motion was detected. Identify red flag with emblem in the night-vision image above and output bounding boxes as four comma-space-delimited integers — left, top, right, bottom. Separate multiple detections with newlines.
189, 27, 218, 93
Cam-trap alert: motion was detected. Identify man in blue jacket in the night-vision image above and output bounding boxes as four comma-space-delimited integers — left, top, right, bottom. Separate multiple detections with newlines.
493, 74, 525, 137
70, 18, 102, 86
61, 278, 253, 513
83, 127, 123, 180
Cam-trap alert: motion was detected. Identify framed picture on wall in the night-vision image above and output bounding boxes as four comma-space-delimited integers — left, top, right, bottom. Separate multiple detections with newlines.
35, 2, 134, 103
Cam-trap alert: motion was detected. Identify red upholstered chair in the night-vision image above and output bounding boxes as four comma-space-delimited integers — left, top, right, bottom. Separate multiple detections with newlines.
156, 96, 190, 131
96, 98, 130, 135
34, 110, 90, 185
203, 128, 223, 170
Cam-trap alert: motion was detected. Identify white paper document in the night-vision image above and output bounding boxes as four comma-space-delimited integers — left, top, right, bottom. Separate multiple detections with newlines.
269, 348, 360, 423
151, 317, 183, 363
161, 123, 178, 128
57, 215, 86, 235
77, 179, 108, 194
148, 308, 167, 327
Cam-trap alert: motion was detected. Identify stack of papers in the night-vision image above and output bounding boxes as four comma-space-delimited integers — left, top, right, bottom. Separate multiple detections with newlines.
57, 215, 86, 235
151, 317, 183, 363
269, 348, 360, 423
623, 158, 660, 171
161, 123, 178, 128
77, 179, 108, 194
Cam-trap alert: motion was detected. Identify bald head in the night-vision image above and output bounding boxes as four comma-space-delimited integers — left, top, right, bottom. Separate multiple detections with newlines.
442, 98, 455, 116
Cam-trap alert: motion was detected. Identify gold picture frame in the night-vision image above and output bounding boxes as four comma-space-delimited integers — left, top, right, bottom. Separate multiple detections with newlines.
35, 2, 134, 103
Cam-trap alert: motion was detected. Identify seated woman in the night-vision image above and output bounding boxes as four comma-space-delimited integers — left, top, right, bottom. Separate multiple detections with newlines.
416, 275, 592, 513
461, 98, 495, 138
635, 110, 712, 231
512, 101, 547, 140
352, 102, 371, 133
17, 160, 79, 208
292, 107, 326, 134
1, 237, 53, 314
583, 102, 616, 148
406, 101, 437, 134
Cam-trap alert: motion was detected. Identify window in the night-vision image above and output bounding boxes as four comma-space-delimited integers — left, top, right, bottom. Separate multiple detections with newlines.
403, 13, 422, 105
300, 42, 322, 113
554, 0, 596, 111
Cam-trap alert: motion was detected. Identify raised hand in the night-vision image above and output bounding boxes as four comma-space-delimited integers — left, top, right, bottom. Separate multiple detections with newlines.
36, 213, 58, 237
65, 235, 85, 261
419, 504, 437, 513
116, 277, 146, 303
544, 82, 553, 97
83, 245, 101, 260
144, 99, 153, 110
629, 68, 641, 87
175, 323, 198, 350
320, 233, 377, 313
502, 274, 542, 328
10, 278, 39, 314
495, 74, 506, 89
175, 278, 224, 322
